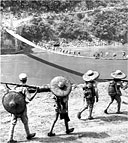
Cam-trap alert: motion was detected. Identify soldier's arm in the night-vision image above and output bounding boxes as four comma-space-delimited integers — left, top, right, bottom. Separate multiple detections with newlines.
25, 87, 38, 102
94, 82, 99, 102
5, 84, 11, 90
95, 87, 99, 102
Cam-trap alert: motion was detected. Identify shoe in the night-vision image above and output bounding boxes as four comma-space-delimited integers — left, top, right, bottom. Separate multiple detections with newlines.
77, 112, 81, 119
116, 111, 121, 114
104, 109, 108, 114
47, 132, 56, 137
7, 140, 17, 143
88, 116, 94, 120
26, 133, 36, 140
66, 128, 74, 134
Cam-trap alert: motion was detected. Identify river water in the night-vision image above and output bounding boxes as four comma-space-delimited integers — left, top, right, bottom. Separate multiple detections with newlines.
1, 52, 128, 86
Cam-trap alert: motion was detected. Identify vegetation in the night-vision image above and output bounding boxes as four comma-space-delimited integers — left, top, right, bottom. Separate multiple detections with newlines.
90, 8, 128, 43
1, 0, 128, 44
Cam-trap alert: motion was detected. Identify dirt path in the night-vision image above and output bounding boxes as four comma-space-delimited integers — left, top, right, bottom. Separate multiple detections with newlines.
0, 83, 128, 143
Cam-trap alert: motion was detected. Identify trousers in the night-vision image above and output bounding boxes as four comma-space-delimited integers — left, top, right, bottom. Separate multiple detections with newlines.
8, 107, 30, 140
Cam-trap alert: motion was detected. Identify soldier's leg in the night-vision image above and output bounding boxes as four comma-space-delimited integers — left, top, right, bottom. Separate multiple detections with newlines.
88, 105, 93, 120
48, 112, 59, 136
21, 108, 36, 139
64, 118, 74, 134
8, 114, 17, 142
115, 95, 121, 113
77, 100, 88, 119
104, 97, 114, 114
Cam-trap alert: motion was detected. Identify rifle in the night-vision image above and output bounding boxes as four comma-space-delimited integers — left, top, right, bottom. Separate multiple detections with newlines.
0, 82, 51, 92
97, 79, 128, 83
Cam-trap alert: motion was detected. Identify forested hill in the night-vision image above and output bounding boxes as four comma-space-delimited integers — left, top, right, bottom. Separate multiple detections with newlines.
1, 0, 128, 44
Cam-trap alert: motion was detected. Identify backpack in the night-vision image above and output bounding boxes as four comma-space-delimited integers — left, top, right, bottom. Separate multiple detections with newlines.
83, 83, 95, 99
108, 81, 117, 96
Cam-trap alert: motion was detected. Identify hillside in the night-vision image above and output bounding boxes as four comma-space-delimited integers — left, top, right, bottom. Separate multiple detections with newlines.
1, 0, 128, 46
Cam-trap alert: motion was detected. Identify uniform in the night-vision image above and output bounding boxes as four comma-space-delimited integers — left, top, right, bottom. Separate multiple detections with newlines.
77, 81, 98, 120
7, 73, 36, 143
104, 80, 125, 114
48, 94, 74, 136
77, 70, 99, 120
104, 70, 127, 114
48, 76, 74, 136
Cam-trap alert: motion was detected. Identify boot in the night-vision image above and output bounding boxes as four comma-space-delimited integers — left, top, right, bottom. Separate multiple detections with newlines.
77, 112, 81, 119
104, 109, 108, 114
88, 116, 94, 120
47, 132, 56, 137
7, 140, 17, 143
66, 128, 74, 134
26, 133, 36, 140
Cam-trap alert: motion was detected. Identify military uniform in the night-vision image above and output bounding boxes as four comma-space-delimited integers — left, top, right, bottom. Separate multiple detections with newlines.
48, 76, 74, 136
7, 73, 36, 143
53, 95, 70, 121
77, 70, 99, 120
104, 70, 127, 114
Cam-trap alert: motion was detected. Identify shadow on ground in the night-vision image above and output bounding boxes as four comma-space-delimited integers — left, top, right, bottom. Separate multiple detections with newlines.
80, 111, 128, 122
19, 131, 109, 143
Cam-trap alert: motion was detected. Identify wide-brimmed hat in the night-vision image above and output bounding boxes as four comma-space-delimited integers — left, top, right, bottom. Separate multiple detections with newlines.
111, 70, 126, 79
50, 76, 72, 97
83, 70, 100, 81
2, 91, 26, 114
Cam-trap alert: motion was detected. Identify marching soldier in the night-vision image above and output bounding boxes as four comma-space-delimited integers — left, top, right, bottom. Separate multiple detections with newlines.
6, 73, 38, 143
48, 76, 74, 136
77, 70, 99, 120
104, 70, 127, 114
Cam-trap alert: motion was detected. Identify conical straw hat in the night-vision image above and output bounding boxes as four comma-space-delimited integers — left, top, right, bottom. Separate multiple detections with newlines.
111, 70, 126, 79
50, 76, 72, 97
83, 70, 100, 81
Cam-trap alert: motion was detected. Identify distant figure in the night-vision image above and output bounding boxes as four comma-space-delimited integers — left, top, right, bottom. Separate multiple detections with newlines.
68, 51, 71, 54
59, 48, 62, 52
94, 52, 100, 59
121, 39, 125, 45
105, 52, 109, 58
122, 51, 126, 59
65, 50, 68, 54
77, 70, 99, 120
104, 70, 127, 114
112, 53, 116, 59
78, 51, 80, 56
100, 51, 103, 58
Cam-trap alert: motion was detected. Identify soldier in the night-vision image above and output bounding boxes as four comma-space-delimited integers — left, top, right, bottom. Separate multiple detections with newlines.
104, 70, 127, 114
6, 73, 38, 143
48, 76, 74, 136
112, 53, 117, 59
77, 70, 99, 120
